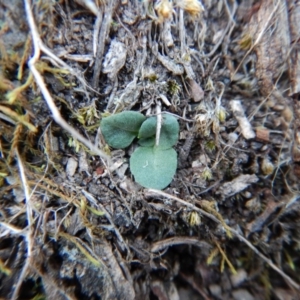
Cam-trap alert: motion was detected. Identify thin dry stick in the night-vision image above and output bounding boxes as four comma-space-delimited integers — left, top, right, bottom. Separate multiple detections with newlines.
200, 1, 237, 58
37, 30, 99, 96
224, 0, 236, 24
231, 0, 280, 80
179, 8, 185, 55
155, 101, 162, 146
214, 239, 237, 274
116, 14, 137, 47
147, 189, 300, 290
162, 111, 195, 123
82, 189, 130, 255
93, 9, 103, 57
24, 0, 110, 162
92, 0, 114, 89
11, 149, 34, 300
16, 149, 33, 228
0, 222, 24, 235
159, 94, 171, 106
151, 237, 212, 253
0, 112, 16, 125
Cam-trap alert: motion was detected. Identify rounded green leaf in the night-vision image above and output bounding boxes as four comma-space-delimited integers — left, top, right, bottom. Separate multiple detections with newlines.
138, 115, 179, 149
130, 147, 177, 189
138, 116, 156, 147
138, 117, 156, 139
101, 111, 146, 149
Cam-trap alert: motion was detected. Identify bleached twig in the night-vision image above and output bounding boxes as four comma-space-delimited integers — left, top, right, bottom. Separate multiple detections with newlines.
179, 8, 186, 55
24, 0, 110, 162
159, 94, 171, 106
155, 101, 162, 147
11, 149, 34, 300
93, 10, 103, 57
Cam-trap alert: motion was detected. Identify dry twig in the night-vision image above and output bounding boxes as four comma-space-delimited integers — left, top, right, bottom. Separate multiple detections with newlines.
24, 0, 110, 162
146, 189, 300, 291
92, 0, 114, 90
200, 0, 237, 58
155, 101, 162, 147
82, 189, 131, 255
11, 149, 34, 300
151, 237, 212, 253
231, 0, 281, 79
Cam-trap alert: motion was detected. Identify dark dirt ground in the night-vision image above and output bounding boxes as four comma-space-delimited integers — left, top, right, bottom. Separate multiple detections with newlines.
0, 0, 300, 299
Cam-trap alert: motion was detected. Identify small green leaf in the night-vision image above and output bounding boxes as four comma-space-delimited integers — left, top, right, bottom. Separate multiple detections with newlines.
130, 147, 177, 189
138, 114, 179, 149
138, 116, 156, 139
101, 111, 146, 149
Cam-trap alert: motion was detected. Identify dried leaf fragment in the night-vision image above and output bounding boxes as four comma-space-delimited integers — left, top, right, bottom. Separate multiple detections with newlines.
256, 127, 270, 142
188, 79, 204, 102
66, 157, 78, 177
230, 100, 255, 139
247, 0, 290, 96
261, 157, 274, 175
102, 39, 127, 79
155, 0, 173, 21
288, 1, 300, 95
216, 174, 258, 199
177, 0, 204, 17
152, 43, 184, 75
